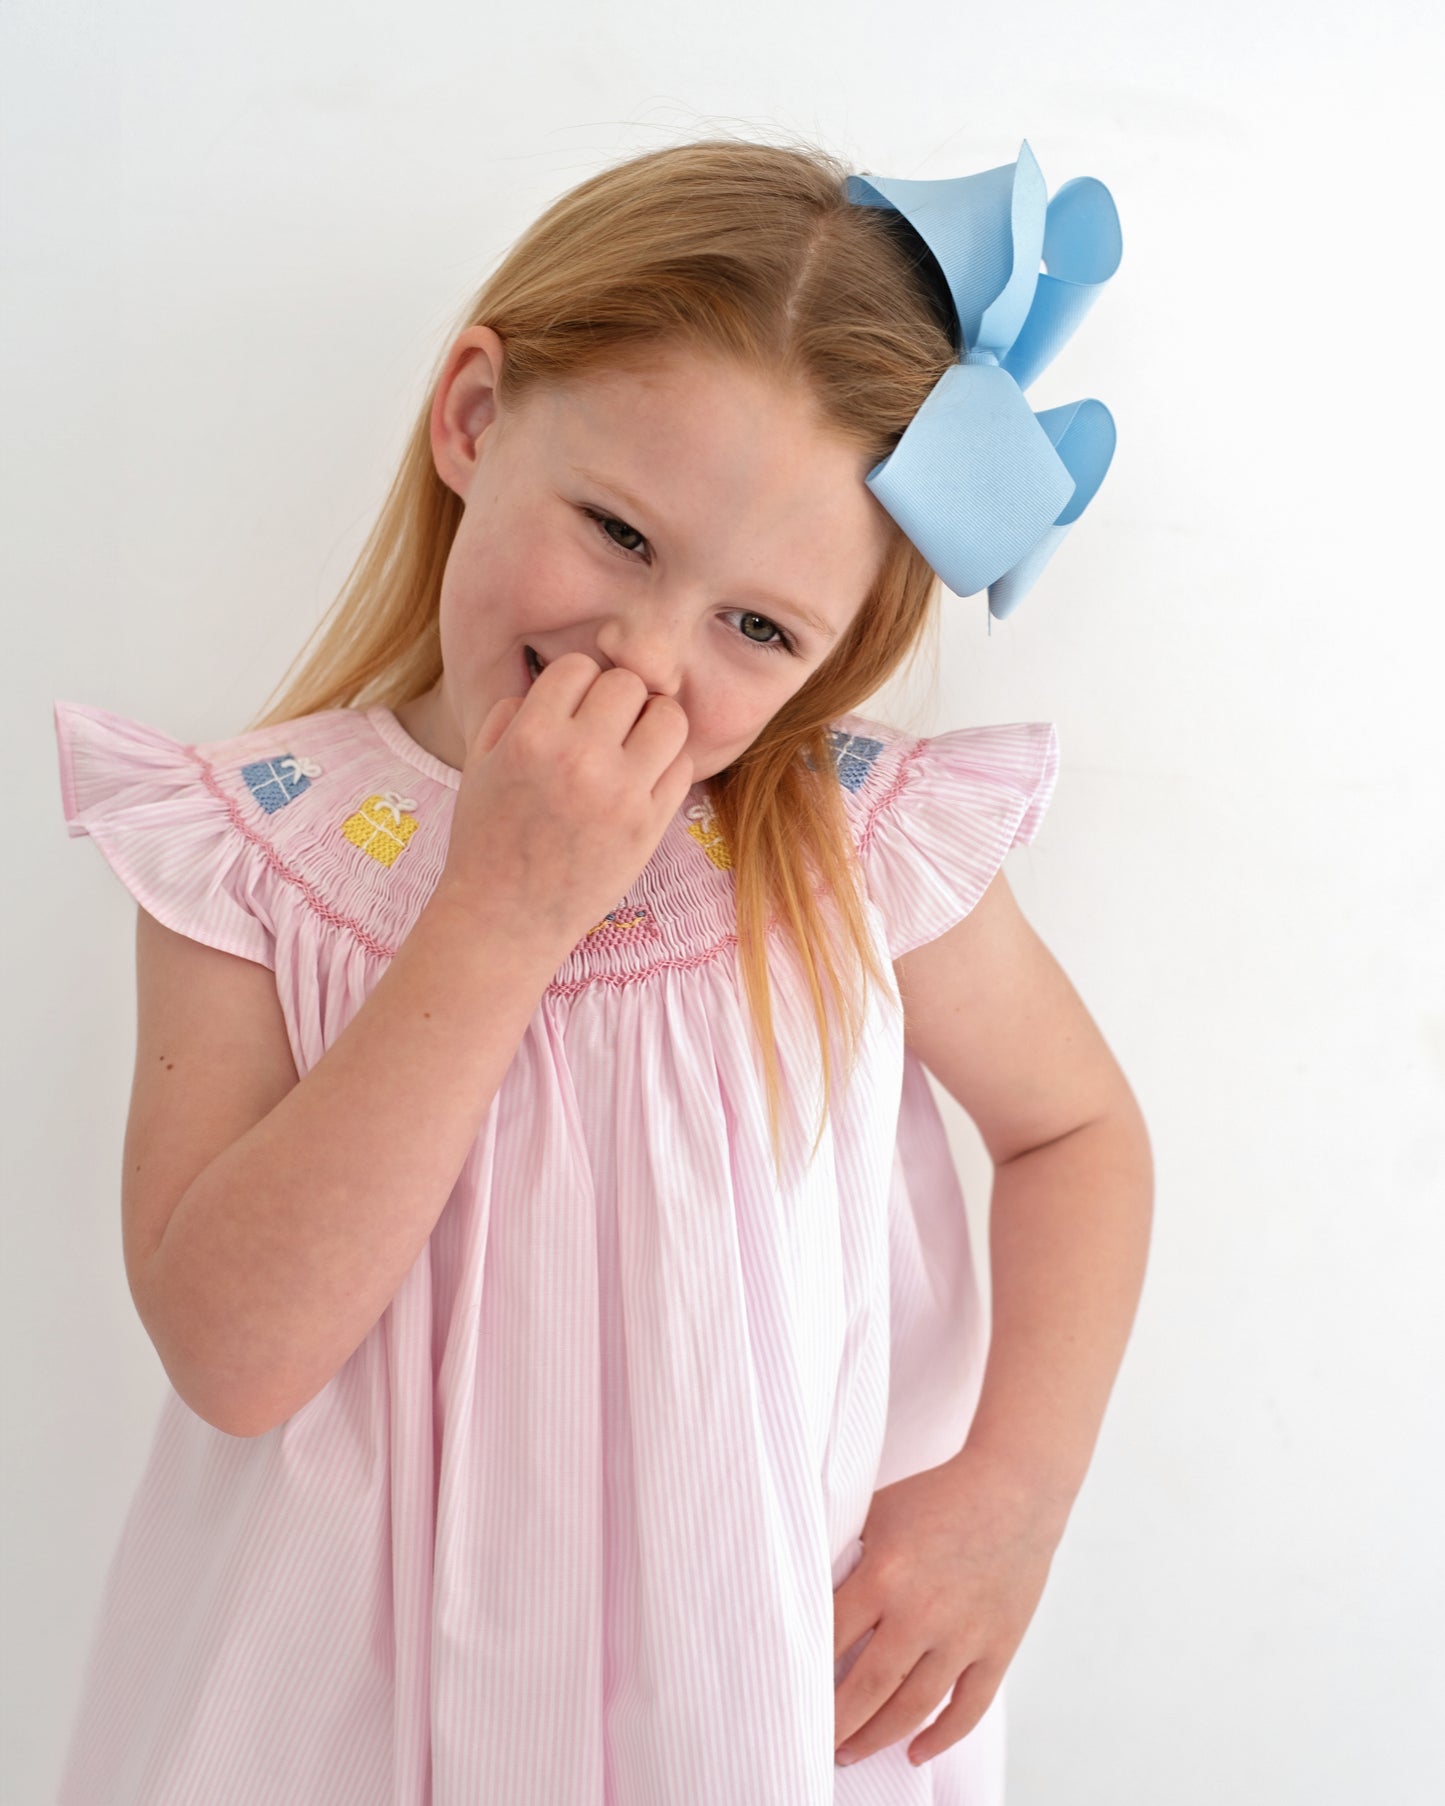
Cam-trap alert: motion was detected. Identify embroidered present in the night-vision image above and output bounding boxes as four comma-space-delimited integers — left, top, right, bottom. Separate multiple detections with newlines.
827, 729, 885, 793
241, 752, 324, 814
684, 799, 732, 871
585, 910, 653, 939
585, 903, 658, 940
342, 790, 420, 867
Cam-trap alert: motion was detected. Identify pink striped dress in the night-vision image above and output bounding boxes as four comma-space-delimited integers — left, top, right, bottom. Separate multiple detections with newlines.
51, 696, 1059, 1806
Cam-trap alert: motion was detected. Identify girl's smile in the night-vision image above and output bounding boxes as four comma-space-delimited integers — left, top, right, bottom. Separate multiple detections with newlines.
393, 326, 894, 783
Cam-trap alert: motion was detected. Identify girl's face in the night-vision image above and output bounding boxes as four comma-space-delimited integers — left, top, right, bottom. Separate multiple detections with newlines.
415, 326, 893, 784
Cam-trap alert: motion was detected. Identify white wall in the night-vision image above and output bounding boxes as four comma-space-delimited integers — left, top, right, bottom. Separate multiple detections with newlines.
4, 1, 1442, 1799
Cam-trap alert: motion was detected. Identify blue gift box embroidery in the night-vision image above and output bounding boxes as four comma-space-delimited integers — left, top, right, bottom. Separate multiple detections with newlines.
241, 753, 324, 814
827, 730, 884, 793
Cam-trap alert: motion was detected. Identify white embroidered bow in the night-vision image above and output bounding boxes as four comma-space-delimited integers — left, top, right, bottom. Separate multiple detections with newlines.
277, 754, 324, 783
370, 790, 417, 827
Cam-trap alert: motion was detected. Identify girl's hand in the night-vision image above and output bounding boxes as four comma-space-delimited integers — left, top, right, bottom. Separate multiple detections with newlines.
832, 1447, 1068, 1770
434, 653, 694, 954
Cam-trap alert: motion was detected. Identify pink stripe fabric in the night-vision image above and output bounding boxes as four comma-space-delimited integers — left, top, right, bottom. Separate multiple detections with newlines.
51, 697, 1058, 1804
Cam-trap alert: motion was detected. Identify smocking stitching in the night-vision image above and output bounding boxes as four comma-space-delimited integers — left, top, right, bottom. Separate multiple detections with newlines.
546, 931, 748, 996
191, 747, 399, 960
190, 743, 776, 989
855, 736, 927, 858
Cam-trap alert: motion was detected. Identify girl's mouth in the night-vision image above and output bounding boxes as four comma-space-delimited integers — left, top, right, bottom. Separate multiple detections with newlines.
524, 645, 548, 684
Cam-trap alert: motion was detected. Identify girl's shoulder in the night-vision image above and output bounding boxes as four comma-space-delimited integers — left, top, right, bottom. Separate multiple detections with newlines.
52, 699, 455, 967
831, 709, 1061, 960
52, 696, 1060, 976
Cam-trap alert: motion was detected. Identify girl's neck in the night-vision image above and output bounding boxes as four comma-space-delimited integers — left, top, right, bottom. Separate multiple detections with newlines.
390, 684, 465, 776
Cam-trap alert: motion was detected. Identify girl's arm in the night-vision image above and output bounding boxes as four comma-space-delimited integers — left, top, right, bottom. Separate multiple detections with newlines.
129, 892, 573, 1438
892, 866, 1155, 1529
954, 1106, 1153, 1531
130, 662, 691, 1440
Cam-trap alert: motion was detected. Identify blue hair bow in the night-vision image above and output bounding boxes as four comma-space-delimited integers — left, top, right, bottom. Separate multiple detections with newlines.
846, 139, 1122, 619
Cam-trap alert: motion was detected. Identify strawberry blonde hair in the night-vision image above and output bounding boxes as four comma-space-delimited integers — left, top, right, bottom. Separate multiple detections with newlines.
248, 134, 957, 1174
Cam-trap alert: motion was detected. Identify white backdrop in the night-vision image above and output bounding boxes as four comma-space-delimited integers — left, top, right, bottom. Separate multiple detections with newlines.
4, 1, 1443, 1800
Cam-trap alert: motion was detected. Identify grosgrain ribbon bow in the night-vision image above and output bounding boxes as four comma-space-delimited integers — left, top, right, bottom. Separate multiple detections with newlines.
846, 138, 1122, 619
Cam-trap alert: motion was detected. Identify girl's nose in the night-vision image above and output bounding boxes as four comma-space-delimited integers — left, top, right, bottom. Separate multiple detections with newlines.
592, 616, 687, 698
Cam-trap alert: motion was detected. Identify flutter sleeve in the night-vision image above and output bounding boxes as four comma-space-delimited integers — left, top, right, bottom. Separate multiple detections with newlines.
856, 719, 1061, 960
53, 698, 276, 969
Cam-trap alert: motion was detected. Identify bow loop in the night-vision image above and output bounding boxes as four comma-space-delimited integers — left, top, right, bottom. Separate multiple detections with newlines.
372, 789, 417, 827
1003, 174, 1122, 393
846, 139, 1122, 617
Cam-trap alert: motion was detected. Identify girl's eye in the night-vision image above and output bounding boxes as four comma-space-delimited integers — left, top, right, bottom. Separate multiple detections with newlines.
725, 610, 795, 655
586, 509, 650, 560
582, 507, 796, 656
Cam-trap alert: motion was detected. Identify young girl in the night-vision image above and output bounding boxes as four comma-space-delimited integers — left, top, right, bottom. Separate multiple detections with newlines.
51, 136, 1151, 1803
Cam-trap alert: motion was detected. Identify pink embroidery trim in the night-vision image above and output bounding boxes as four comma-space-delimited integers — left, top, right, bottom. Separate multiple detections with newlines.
546, 931, 750, 997
855, 736, 927, 858
188, 742, 787, 990
191, 747, 398, 960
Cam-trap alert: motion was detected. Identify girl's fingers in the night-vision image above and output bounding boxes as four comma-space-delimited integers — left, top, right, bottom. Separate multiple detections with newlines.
906, 1657, 1003, 1764
835, 1645, 952, 1767
624, 692, 690, 767
527, 652, 690, 787
474, 694, 525, 756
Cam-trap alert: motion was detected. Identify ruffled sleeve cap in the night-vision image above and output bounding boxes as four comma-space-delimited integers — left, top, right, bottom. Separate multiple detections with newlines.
54, 699, 284, 967
52, 700, 461, 970
836, 711, 1061, 960
54, 697, 1060, 977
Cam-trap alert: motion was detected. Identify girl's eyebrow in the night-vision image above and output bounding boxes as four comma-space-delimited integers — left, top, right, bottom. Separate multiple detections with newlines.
570, 465, 842, 641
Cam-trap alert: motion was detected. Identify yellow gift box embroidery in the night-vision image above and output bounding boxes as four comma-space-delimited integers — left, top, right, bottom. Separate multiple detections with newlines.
342, 790, 420, 867
684, 799, 732, 870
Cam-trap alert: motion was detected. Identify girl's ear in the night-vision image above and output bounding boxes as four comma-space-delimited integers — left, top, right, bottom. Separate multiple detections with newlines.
429, 325, 507, 501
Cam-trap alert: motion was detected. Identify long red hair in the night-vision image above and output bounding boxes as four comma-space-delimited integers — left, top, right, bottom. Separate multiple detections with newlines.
247, 135, 956, 1173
